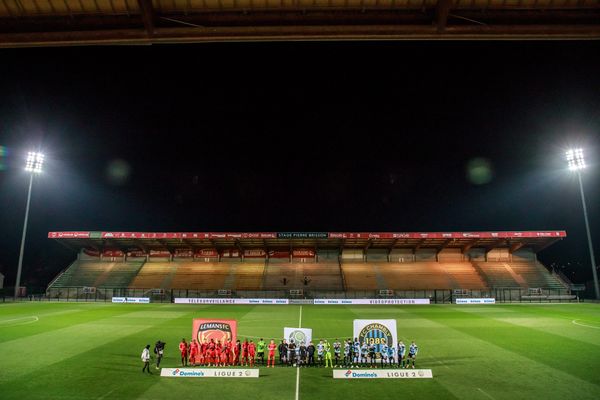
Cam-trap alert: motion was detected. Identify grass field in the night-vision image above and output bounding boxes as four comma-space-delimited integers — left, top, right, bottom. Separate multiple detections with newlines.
1, 302, 600, 400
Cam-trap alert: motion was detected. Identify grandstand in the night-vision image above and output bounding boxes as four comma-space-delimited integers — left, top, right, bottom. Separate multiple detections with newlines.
46, 231, 569, 299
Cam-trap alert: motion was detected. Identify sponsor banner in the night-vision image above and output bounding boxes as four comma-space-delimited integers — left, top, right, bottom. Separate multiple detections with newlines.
284, 327, 312, 345
195, 249, 219, 257
83, 248, 100, 257
268, 250, 290, 258
175, 249, 193, 257
161, 368, 259, 378
175, 298, 289, 305
193, 319, 237, 347
49, 231, 567, 240
455, 298, 496, 304
102, 249, 124, 257
333, 369, 433, 379
48, 231, 91, 239
244, 249, 266, 258
149, 249, 171, 258
221, 249, 241, 258
292, 248, 315, 257
112, 297, 150, 303
127, 250, 147, 257
353, 320, 397, 356
314, 299, 430, 305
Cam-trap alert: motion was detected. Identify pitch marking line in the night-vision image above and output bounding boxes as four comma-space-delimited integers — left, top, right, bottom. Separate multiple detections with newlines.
477, 388, 496, 400
572, 319, 600, 329
295, 305, 303, 400
0, 315, 39, 327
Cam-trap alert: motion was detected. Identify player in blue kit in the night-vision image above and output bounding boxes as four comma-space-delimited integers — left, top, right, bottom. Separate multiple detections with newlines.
317, 340, 325, 367
387, 343, 396, 366
353, 340, 361, 367
380, 343, 389, 368
333, 339, 341, 367
360, 342, 368, 366
407, 341, 418, 369
343, 340, 351, 367
397, 340, 406, 368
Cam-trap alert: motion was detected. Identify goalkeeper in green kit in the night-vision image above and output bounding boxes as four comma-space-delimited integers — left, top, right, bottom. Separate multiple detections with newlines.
257, 338, 266, 365
324, 340, 333, 368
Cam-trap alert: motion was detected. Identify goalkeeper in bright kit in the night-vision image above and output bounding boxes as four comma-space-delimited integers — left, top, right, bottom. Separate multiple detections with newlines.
324, 340, 333, 368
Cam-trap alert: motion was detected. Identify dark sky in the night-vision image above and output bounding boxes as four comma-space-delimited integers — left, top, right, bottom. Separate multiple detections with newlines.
0, 41, 599, 288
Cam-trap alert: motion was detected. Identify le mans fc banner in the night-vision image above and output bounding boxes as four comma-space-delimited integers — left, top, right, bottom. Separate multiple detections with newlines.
353, 319, 397, 356
284, 327, 312, 345
193, 319, 237, 345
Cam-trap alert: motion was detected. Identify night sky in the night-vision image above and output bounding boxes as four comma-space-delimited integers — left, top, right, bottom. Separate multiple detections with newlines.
0, 41, 599, 289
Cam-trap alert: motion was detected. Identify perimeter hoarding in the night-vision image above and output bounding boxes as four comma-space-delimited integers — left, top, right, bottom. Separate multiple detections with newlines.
314, 299, 430, 305
353, 319, 398, 356
334, 369, 433, 379
193, 319, 237, 347
161, 368, 259, 378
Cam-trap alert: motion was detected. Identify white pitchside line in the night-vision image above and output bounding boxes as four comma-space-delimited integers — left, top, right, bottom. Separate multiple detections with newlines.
477, 388, 496, 400
0, 316, 39, 327
572, 319, 600, 329
295, 305, 303, 400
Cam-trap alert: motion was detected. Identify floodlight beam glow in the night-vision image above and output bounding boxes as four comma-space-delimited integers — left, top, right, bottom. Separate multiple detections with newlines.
566, 148, 585, 171
25, 151, 44, 173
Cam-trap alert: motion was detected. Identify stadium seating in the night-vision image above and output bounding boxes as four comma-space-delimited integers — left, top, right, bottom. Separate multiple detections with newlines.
264, 261, 343, 290
49, 260, 144, 288
49, 258, 565, 293
169, 262, 230, 290
475, 261, 565, 289
128, 263, 176, 289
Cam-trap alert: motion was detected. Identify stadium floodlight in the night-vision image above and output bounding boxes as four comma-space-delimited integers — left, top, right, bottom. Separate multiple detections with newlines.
15, 151, 44, 299
25, 151, 44, 173
566, 148, 585, 171
566, 148, 599, 299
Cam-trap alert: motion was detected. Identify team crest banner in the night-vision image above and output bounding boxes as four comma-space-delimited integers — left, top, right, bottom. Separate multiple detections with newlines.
193, 319, 237, 346
353, 319, 397, 356
284, 327, 312, 345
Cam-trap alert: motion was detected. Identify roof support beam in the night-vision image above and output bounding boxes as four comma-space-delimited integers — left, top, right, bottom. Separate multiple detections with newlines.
461, 239, 479, 254
509, 241, 525, 254
413, 239, 426, 253
436, 238, 452, 254
364, 239, 373, 251
435, 0, 452, 33
137, 0, 155, 36
534, 238, 562, 253
484, 239, 506, 253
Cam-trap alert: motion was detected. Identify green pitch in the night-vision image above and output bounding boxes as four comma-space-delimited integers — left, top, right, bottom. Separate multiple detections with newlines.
1, 302, 600, 400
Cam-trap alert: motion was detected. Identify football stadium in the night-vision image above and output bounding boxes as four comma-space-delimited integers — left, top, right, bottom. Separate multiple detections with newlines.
2, 230, 600, 400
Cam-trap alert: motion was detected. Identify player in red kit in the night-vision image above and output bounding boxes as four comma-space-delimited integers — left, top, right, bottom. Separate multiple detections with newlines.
179, 338, 188, 366
199, 339, 207, 366
242, 339, 249, 366
220, 342, 229, 366
207, 339, 216, 366
248, 340, 256, 367
189, 339, 199, 366
267, 339, 277, 368
234, 339, 241, 366
215, 340, 222, 366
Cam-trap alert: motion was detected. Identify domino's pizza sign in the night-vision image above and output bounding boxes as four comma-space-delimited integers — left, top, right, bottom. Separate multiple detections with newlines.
333, 369, 433, 379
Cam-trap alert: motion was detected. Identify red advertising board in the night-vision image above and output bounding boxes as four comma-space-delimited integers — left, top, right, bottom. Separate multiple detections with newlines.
244, 249, 266, 258
149, 249, 171, 257
195, 249, 219, 258
102, 249, 123, 257
192, 319, 237, 346
292, 248, 315, 257
268, 250, 290, 258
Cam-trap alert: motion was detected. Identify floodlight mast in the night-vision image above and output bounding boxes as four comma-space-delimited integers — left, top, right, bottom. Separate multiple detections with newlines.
566, 148, 599, 300
15, 152, 44, 299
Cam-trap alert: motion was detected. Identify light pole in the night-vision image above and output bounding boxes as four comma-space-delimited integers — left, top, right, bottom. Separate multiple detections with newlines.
14, 151, 44, 299
566, 148, 599, 299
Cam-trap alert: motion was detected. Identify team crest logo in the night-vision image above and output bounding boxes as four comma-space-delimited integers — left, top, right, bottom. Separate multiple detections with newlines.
288, 330, 307, 344
197, 322, 233, 344
358, 323, 393, 357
